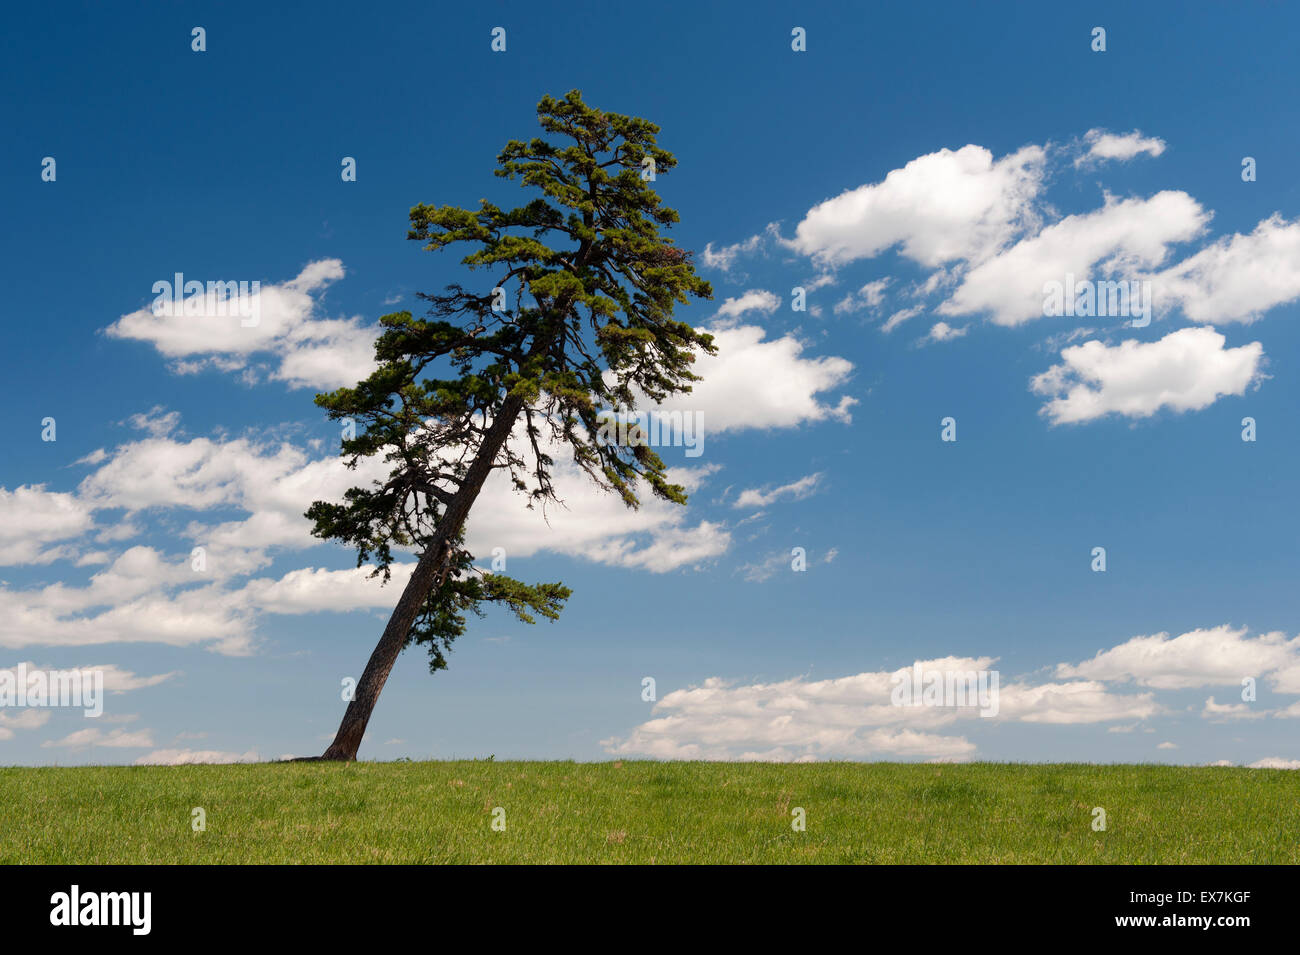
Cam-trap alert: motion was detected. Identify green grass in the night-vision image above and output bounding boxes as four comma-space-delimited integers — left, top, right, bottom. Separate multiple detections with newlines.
2, 761, 1295, 864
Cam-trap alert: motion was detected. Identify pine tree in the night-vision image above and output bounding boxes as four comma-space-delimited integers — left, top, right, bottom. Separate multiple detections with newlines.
308, 91, 714, 760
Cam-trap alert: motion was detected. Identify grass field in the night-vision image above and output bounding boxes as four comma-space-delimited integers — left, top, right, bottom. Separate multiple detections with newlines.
2, 761, 1295, 864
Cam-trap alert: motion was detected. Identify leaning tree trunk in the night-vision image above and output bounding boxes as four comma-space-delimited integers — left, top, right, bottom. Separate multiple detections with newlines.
319, 393, 527, 761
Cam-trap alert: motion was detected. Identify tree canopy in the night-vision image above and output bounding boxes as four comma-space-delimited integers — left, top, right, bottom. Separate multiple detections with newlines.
309, 90, 714, 759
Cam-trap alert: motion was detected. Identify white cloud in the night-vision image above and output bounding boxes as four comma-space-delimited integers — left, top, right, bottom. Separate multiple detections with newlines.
607, 623, 1300, 761
0, 485, 95, 565
1202, 696, 1266, 721
654, 324, 855, 431
0, 403, 745, 654
604, 674, 980, 761
604, 656, 1155, 761
2, 305, 845, 654
941, 191, 1208, 326
1268, 661, 1300, 694
737, 551, 794, 583
738, 546, 836, 582
240, 564, 417, 614
1056, 625, 1297, 689
1076, 128, 1167, 166
75, 432, 385, 581
274, 317, 381, 390
881, 306, 922, 333
0, 582, 257, 656
789, 144, 1047, 268
1271, 700, 1300, 719
105, 259, 377, 390
733, 473, 822, 509
833, 278, 891, 315
0, 709, 52, 740
911, 267, 958, 299
701, 223, 779, 273
124, 406, 182, 438
463, 451, 730, 574
1155, 214, 1300, 323
585, 521, 731, 574
34, 547, 197, 614
921, 321, 967, 344
1030, 327, 1264, 425
994, 680, 1159, 724
0, 661, 176, 693
78, 434, 316, 514
713, 290, 782, 323
1, 446, 733, 655
774, 135, 1300, 348
42, 727, 155, 748
134, 748, 260, 765
1247, 757, 1300, 770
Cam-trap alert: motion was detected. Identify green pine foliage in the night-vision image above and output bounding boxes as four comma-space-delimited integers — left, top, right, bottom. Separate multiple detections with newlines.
306, 91, 713, 674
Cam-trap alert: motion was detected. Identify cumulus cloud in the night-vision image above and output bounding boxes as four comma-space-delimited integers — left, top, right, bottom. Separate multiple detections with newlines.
789, 144, 1047, 268
1076, 128, 1167, 166
0, 581, 256, 655
604, 655, 1158, 761
1030, 327, 1264, 425
124, 406, 182, 438
0, 709, 52, 740
71, 433, 372, 585
134, 748, 260, 765
803, 272, 838, 293
940, 191, 1207, 326
0, 485, 95, 565
42, 727, 156, 749
78, 433, 320, 515
239, 564, 418, 615
606, 623, 1300, 761
105, 259, 377, 390
1202, 697, 1266, 722
920, 321, 967, 344
0, 661, 176, 693
0, 418, 743, 653
769, 131, 1299, 379
1056, 625, 1297, 689
700, 223, 780, 274
993, 680, 1159, 724
74, 250, 857, 648
1155, 214, 1300, 323
833, 278, 891, 315
713, 289, 782, 322
0, 441, 346, 652
463, 450, 731, 573
653, 324, 855, 431
603, 670, 980, 761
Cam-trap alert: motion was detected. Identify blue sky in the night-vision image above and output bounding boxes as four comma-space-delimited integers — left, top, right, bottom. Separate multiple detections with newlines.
4, 1, 1300, 766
